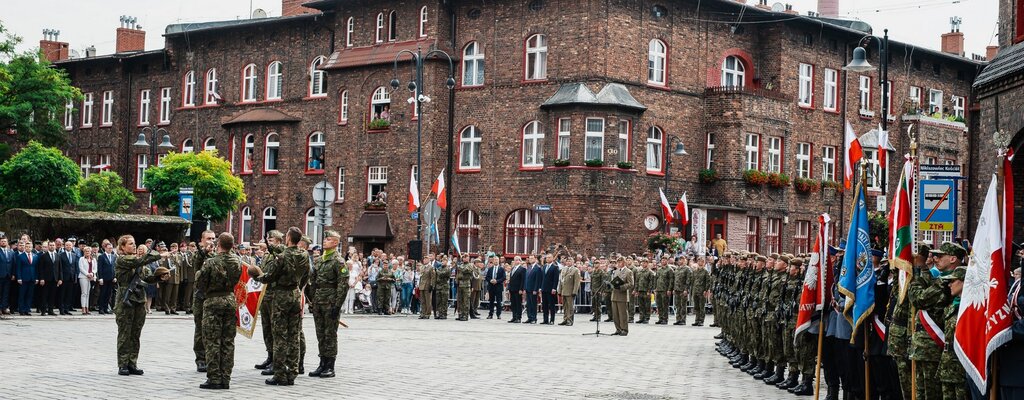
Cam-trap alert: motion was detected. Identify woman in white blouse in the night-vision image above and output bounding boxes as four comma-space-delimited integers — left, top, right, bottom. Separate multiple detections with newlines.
78, 247, 97, 315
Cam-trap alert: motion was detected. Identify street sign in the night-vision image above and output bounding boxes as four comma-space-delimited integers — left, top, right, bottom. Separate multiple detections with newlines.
312, 181, 335, 207
534, 204, 552, 212
423, 199, 441, 222
918, 179, 956, 231
920, 164, 962, 175
411, 211, 419, 220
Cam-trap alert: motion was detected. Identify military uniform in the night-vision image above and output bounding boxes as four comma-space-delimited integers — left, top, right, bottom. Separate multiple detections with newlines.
939, 267, 967, 400
418, 263, 435, 319
635, 265, 654, 323
376, 265, 394, 315
433, 263, 451, 319
673, 264, 691, 325
908, 269, 953, 399
199, 250, 242, 388
609, 266, 635, 335
654, 265, 674, 324
590, 268, 607, 320
254, 245, 307, 385
309, 246, 347, 378
190, 247, 212, 371
114, 249, 164, 373
690, 264, 711, 326
456, 262, 474, 321
558, 263, 581, 325
470, 265, 483, 318
159, 252, 181, 314
885, 263, 914, 400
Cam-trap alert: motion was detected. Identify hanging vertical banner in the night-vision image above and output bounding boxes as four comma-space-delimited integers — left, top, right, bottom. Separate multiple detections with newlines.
178, 187, 194, 222
692, 208, 707, 245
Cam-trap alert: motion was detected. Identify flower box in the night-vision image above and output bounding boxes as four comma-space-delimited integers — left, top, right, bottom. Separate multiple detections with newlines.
698, 169, 719, 184
584, 159, 604, 168
364, 201, 387, 210
368, 118, 391, 130
616, 161, 634, 169
793, 177, 819, 194
743, 169, 768, 186
767, 172, 790, 188
553, 159, 570, 167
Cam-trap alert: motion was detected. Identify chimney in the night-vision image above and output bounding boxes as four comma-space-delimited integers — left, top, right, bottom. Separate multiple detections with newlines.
941, 17, 965, 57
755, 0, 771, 10
85, 45, 97, 58
39, 29, 69, 62
986, 45, 999, 60
784, 4, 799, 15
115, 15, 145, 53
817, 0, 839, 18
282, 0, 315, 17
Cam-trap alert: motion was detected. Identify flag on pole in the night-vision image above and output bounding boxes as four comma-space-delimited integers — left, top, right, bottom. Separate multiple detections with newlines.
235, 262, 264, 338
877, 124, 895, 171
676, 193, 689, 226
431, 169, 447, 210
795, 213, 831, 341
451, 229, 461, 256
843, 121, 863, 190
838, 185, 875, 338
408, 168, 420, 214
887, 156, 915, 304
1004, 148, 1015, 270
658, 188, 674, 224
955, 174, 1014, 393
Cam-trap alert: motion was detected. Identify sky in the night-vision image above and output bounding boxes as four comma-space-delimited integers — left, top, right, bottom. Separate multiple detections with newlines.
2, 0, 1000, 58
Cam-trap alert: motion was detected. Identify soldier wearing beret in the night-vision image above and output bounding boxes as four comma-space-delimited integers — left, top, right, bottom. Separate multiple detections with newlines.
909, 241, 966, 400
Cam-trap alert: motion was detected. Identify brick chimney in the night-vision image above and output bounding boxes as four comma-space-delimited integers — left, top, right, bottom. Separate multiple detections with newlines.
115, 15, 145, 53
755, 0, 771, 10
941, 17, 965, 57
784, 4, 799, 15
282, 0, 315, 17
39, 29, 69, 62
817, 0, 839, 17
986, 45, 999, 60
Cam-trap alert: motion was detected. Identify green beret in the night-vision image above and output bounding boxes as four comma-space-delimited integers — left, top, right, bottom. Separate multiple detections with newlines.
324, 230, 341, 239
780, 254, 793, 263
300, 235, 313, 244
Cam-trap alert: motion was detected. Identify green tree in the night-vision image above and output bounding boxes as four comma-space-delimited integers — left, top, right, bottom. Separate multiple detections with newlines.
77, 171, 135, 213
143, 150, 245, 221
0, 21, 82, 152
0, 140, 80, 210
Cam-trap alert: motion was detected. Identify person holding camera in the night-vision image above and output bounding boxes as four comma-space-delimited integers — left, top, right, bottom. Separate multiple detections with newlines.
113, 234, 170, 376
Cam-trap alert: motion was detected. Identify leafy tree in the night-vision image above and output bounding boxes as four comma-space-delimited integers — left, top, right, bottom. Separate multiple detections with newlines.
0, 140, 80, 210
77, 171, 135, 213
143, 150, 245, 221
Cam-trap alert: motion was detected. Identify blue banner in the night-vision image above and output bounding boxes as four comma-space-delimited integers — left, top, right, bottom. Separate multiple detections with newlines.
178, 193, 194, 222
838, 185, 875, 339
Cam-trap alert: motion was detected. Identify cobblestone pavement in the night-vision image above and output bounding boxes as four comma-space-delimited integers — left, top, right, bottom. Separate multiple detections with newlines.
1, 311, 806, 399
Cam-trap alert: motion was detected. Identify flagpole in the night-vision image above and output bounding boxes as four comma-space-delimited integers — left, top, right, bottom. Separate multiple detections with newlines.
814, 314, 825, 400
908, 125, 918, 400
991, 132, 1009, 400
860, 162, 871, 400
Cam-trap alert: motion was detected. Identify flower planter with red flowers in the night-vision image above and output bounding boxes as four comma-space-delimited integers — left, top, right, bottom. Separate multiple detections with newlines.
793, 177, 819, 194
767, 173, 790, 188
742, 169, 768, 186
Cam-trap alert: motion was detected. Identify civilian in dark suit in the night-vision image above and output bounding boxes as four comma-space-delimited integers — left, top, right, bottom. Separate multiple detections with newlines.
523, 255, 543, 324
0, 237, 13, 314
485, 258, 506, 319
38, 241, 60, 316
58, 241, 79, 315
506, 258, 526, 323
97, 243, 117, 314
14, 239, 40, 315
540, 254, 560, 324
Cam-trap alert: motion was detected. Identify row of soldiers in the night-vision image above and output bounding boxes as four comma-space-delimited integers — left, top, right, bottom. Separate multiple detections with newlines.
587, 255, 713, 326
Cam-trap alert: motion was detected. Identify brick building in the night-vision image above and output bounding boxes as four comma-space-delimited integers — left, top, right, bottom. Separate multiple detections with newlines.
37, 0, 984, 257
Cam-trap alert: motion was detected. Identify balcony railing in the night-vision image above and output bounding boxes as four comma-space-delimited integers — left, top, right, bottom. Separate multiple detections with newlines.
704, 85, 791, 102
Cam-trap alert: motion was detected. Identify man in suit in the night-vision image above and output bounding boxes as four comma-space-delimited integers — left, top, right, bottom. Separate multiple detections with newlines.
0, 236, 13, 315
38, 241, 59, 316
97, 241, 117, 314
540, 254, 560, 325
15, 238, 40, 315
506, 257, 526, 323
523, 255, 542, 324
557, 258, 582, 326
58, 240, 79, 315
485, 256, 506, 319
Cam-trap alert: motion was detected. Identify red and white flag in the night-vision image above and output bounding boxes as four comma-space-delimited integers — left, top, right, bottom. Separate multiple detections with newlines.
843, 121, 863, 190
676, 193, 689, 226
235, 262, 264, 338
795, 213, 831, 341
658, 188, 673, 224
431, 169, 447, 210
876, 124, 895, 171
954, 174, 1013, 393
887, 156, 915, 304
408, 168, 420, 214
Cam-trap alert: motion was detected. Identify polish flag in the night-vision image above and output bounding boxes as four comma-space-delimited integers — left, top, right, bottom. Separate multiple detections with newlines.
431, 169, 447, 210
794, 213, 831, 341
408, 168, 420, 214
844, 121, 863, 190
658, 188, 673, 224
676, 193, 689, 226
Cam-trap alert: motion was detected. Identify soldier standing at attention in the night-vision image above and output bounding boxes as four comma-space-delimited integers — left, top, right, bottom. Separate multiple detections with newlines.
909, 242, 964, 400
434, 259, 451, 319
308, 230, 346, 379
885, 247, 930, 400
690, 256, 712, 326
610, 258, 635, 336
180, 242, 196, 314
470, 259, 484, 319
249, 227, 307, 386
376, 261, 395, 315
199, 233, 242, 390
113, 235, 170, 376
418, 259, 435, 319
939, 265, 968, 399
634, 259, 654, 324
191, 230, 216, 373
254, 230, 284, 374
589, 259, 608, 322
557, 258, 581, 326
625, 257, 638, 323
456, 259, 474, 321
654, 258, 674, 324
161, 242, 181, 315
673, 257, 692, 326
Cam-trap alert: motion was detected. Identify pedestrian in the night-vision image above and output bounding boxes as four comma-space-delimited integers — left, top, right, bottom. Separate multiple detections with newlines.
77, 246, 97, 315
113, 234, 170, 376
199, 233, 242, 390
507, 256, 526, 323
486, 256, 506, 319
541, 254, 559, 325
523, 255, 542, 324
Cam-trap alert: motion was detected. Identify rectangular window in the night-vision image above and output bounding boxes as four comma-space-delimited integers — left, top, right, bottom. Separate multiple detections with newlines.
822, 146, 836, 182
618, 120, 630, 164
584, 118, 605, 162
97, 155, 111, 170
766, 136, 782, 173
909, 86, 922, 107
744, 133, 760, 170
159, 88, 171, 124
367, 166, 388, 202
557, 118, 570, 161
796, 142, 811, 179
884, 81, 893, 118
766, 218, 781, 254
64, 99, 74, 130
138, 90, 150, 126
928, 89, 944, 115
864, 149, 881, 190
79, 156, 92, 178
798, 63, 813, 107
101, 91, 114, 126
794, 220, 810, 254
82, 93, 94, 127
859, 76, 872, 115
823, 68, 838, 111
337, 167, 346, 201
952, 96, 965, 119
705, 133, 715, 170
746, 216, 759, 253
136, 154, 148, 190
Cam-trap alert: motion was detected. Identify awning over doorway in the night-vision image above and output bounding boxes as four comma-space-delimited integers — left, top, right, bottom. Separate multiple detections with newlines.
350, 212, 394, 239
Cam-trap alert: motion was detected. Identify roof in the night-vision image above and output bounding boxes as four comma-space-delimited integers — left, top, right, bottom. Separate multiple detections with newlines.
164, 13, 321, 37
349, 212, 394, 239
4, 209, 189, 224
541, 83, 647, 111
974, 41, 1024, 88
221, 108, 302, 127
0, 209, 190, 245
52, 49, 165, 65
320, 39, 437, 70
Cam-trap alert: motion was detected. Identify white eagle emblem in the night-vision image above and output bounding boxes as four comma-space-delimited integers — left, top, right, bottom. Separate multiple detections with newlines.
803, 253, 820, 289
963, 251, 997, 311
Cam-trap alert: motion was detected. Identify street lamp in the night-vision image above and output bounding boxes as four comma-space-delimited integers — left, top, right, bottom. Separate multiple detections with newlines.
663, 135, 688, 233
844, 29, 889, 194
134, 127, 174, 215
390, 46, 457, 252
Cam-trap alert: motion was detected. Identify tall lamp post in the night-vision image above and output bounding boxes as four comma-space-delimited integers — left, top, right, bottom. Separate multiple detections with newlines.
390, 46, 456, 251
844, 29, 889, 194
133, 127, 174, 215
663, 136, 688, 233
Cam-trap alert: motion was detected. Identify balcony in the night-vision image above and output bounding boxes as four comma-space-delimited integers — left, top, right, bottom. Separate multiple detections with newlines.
703, 85, 792, 126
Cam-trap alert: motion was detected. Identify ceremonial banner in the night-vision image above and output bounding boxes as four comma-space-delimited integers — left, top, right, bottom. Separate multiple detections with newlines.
659, 188, 674, 225
795, 213, 831, 342
843, 121, 863, 190
838, 185, 875, 338
887, 157, 915, 304
235, 262, 264, 338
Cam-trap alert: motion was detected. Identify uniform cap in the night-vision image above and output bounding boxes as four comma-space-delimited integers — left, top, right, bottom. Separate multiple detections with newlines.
756, 255, 767, 262
930, 241, 967, 259
789, 258, 804, 266
300, 236, 313, 244
324, 230, 341, 239
779, 254, 793, 263
267, 230, 285, 240
939, 266, 967, 281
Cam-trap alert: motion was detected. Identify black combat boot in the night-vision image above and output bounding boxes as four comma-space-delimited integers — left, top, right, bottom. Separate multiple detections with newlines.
308, 357, 325, 377
196, 361, 208, 373
255, 353, 272, 370
714, 332, 725, 339
776, 372, 800, 390
261, 365, 275, 375
126, 364, 144, 375
118, 365, 130, 376
298, 357, 305, 374
265, 377, 293, 386
764, 364, 785, 384
750, 360, 767, 376
740, 358, 756, 372
319, 357, 336, 378
754, 361, 772, 378
793, 375, 816, 396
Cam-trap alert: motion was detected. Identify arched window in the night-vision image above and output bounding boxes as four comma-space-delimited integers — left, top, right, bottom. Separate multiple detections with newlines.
266, 61, 283, 100
462, 41, 484, 87
521, 121, 544, 168
262, 207, 277, 240
203, 137, 216, 152
240, 207, 252, 244
183, 70, 196, 106
721, 56, 746, 88
459, 125, 481, 171
242, 134, 255, 173
370, 86, 390, 122
309, 56, 326, 97
338, 90, 349, 123
264, 133, 279, 172
181, 138, 194, 153
305, 208, 322, 245
375, 13, 384, 43
505, 209, 543, 256
419, 6, 428, 37
242, 64, 257, 102
646, 126, 664, 172
307, 132, 325, 172
388, 11, 397, 42
204, 68, 219, 105
346, 17, 354, 47
648, 39, 667, 85
525, 34, 548, 81
456, 210, 481, 255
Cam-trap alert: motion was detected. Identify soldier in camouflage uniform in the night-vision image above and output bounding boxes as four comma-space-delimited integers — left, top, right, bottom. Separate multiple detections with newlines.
199, 233, 243, 390
589, 261, 608, 321
690, 256, 712, 326
251, 227, 308, 386
673, 258, 691, 326
939, 266, 967, 400
190, 231, 216, 373
456, 259, 475, 321
761, 254, 789, 383
654, 258, 674, 324
308, 230, 347, 379
433, 259, 451, 319
633, 259, 654, 323
885, 249, 927, 400
776, 257, 802, 391
470, 259, 484, 319
743, 255, 768, 375
376, 261, 395, 315
113, 235, 170, 376
254, 231, 282, 373
909, 242, 964, 400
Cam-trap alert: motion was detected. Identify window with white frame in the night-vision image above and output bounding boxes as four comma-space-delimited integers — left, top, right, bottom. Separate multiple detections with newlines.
307, 132, 325, 171
182, 138, 194, 153
823, 68, 838, 111
822, 145, 836, 182
97, 155, 111, 170
80, 156, 92, 178
766, 218, 781, 254
459, 125, 481, 170
136, 154, 148, 190
387, 11, 397, 42
304, 208, 322, 246
952, 96, 964, 119
346, 17, 354, 47
798, 63, 813, 107
646, 126, 663, 172
266, 61, 282, 100
721, 56, 745, 87
419, 6, 428, 37
82, 93, 93, 127
585, 118, 604, 162
242, 134, 254, 173
859, 75, 871, 113
648, 39, 667, 85
928, 89, 943, 115
884, 80, 893, 117
240, 207, 252, 245
242, 64, 257, 102
138, 90, 150, 126
462, 42, 484, 86
310, 57, 326, 97
338, 90, 349, 123
262, 207, 277, 239
746, 216, 759, 253
159, 88, 171, 123
64, 99, 74, 130
864, 148, 881, 190
766, 136, 781, 173
183, 71, 196, 107
557, 118, 570, 160
794, 220, 810, 254
204, 69, 218, 105
375, 13, 384, 43
456, 210, 481, 255
525, 34, 548, 81
522, 121, 544, 168
336, 167, 346, 201
101, 90, 114, 126
909, 86, 922, 108
796, 142, 811, 179
367, 166, 388, 202
618, 121, 630, 163
705, 133, 715, 170
745, 133, 760, 170
204, 137, 216, 152
371, 86, 390, 121
505, 209, 544, 256
265, 133, 279, 172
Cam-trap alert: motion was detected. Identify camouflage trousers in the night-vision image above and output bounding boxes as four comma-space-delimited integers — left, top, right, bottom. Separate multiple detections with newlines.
591, 291, 604, 318
193, 297, 205, 363
637, 291, 651, 321
915, 360, 941, 400
693, 294, 707, 325
763, 320, 780, 363
674, 292, 688, 323
434, 288, 449, 318
311, 302, 340, 358
797, 331, 817, 374
114, 300, 148, 367
748, 314, 763, 358
270, 289, 302, 382
203, 295, 236, 385
376, 284, 392, 314
260, 291, 274, 354
941, 383, 966, 400
458, 286, 471, 319
782, 324, 796, 369
894, 357, 912, 400
655, 292, 670, 322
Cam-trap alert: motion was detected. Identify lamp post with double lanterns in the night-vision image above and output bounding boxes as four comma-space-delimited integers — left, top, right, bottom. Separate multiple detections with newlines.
844, 29, 890, 194
133, 127, 174, 215
663, 135, 688, 234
